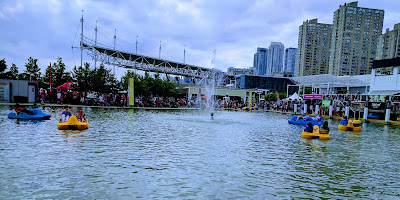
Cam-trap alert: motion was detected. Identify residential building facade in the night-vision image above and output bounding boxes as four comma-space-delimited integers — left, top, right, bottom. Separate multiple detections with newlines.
296, 19, 332, 77
376, 23, 400, 60
329, 1, 384, 76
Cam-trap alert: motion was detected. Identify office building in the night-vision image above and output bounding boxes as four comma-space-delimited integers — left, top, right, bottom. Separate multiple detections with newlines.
296, 19, 332, 76
329, 1, 384, 76
234, 74, 296, 94
253, 48, 268, 75
284, 47, 298, 75
267, 42, 284, 74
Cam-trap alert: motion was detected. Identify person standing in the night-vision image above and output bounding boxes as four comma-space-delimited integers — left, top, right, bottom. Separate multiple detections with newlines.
40, 90, 46, 105
121, 94, 126, 107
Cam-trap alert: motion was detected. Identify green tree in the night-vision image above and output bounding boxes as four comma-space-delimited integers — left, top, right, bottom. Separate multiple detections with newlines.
264, 93, 277, 101
264, 92, 287, 101
9, 63, 19, 79
72, 62, 92, 93
0, 58, 6, 74
20, 57, 41, 82
120, 70, 181, 98
91, 63, 118, 94
52, 57, 71, 86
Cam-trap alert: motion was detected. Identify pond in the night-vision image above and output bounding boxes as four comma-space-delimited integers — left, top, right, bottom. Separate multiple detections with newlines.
0, 106, 399, 199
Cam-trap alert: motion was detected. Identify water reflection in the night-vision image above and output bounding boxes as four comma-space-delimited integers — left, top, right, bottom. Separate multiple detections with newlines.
0, 106, 400, 199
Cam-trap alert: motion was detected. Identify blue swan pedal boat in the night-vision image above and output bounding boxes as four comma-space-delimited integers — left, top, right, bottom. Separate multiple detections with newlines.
8, 108, 51, 120
288, 116, 323, 126
367, 113, 381, 120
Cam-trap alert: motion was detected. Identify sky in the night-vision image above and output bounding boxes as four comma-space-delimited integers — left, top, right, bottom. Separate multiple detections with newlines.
1, 0, 400, 79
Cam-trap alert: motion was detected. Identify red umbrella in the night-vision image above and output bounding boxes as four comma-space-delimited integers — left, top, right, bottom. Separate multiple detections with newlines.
201, 96, 210, 99
57, 81, 73, 90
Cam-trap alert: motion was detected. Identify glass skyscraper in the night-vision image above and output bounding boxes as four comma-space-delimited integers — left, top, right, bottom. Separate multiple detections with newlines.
284, 47, 297, 75
253, 47, 268, 75
267, 42, 284, 74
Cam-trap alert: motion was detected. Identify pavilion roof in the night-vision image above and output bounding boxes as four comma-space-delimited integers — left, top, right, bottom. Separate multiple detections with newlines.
290, 74, 369, 88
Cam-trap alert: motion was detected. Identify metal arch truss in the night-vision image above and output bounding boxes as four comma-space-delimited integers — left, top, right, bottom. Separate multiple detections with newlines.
82, 42, 227, 86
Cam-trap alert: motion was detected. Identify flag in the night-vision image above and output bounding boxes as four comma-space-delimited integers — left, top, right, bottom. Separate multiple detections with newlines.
49, 62, 52, 95
275, 91, 279, 100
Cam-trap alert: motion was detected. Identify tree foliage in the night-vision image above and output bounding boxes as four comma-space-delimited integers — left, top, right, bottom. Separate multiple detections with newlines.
52, 57, 71, 86
1, 56, 182, 98
120, 70, 181, 98
20, 57, 41, 82
90, 63, 118, 94
72, 62, 92, 92
0, 58, 6, 74
9, 64, 19, 79
264, 92, 287, 101
41, 57, 72, 89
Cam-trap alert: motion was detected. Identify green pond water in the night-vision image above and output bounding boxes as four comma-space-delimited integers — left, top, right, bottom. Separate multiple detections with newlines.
0, 106, 399, 199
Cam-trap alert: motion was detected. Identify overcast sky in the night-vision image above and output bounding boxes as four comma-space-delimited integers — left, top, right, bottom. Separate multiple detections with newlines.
1, 0, 400, 78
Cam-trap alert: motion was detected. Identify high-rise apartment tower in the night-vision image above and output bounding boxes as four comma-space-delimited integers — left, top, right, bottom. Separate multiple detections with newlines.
329, 1, 384, 75
376, 23, 400, 60
296, 19, 332, 76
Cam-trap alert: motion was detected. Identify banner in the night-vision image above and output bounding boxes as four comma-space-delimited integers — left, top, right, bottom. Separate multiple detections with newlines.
304, 94, 323, 99
248, 91, 252, 107
128, 78, 134, 106
322, 100, 330, 107
0, 82, 10, 102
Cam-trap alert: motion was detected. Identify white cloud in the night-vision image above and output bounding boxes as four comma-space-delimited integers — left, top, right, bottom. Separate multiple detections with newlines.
1, 0, 400, 78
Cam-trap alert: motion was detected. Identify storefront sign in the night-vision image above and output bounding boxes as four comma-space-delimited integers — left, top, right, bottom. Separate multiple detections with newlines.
0, 82, 10, 102
303, 94, 324, 99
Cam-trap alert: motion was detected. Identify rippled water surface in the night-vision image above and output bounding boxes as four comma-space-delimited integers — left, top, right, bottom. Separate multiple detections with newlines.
1, 106, 400, 199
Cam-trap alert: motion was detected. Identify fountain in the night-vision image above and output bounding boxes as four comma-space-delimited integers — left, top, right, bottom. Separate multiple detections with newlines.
197, 50, 225, 119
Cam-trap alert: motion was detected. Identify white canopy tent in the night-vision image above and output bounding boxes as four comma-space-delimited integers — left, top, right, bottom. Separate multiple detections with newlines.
284, 92, 302, 101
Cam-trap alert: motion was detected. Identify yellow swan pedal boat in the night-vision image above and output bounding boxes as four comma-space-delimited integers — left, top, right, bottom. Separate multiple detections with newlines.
242, 107, 258, 110
338, 119, 362, 132
58, 115, 89, 130
302, 125, 330, 140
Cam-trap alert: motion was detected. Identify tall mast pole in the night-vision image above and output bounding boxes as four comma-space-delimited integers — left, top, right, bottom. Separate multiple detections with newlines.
184, 44, 186, 64
80, 10, 84, 68
113, 29, 116, 50
94, 20, 98, 68
113, 29, 116, 74
159, 41, 161, 59
136, 36, 138, 54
